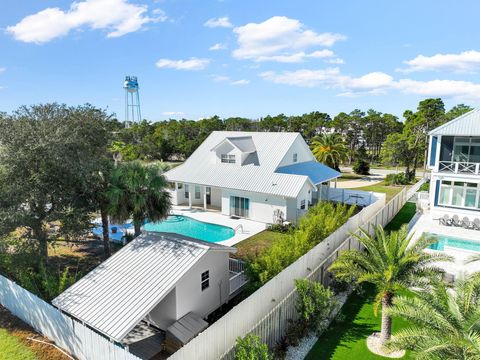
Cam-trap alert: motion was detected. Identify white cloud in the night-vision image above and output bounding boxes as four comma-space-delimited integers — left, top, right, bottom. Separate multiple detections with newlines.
204, 16, 232, 28
233, 16, 346, 62
155, 57, 210, 70
398, 50, 480, 73
162, 111, 184, 116
209, 43, 226, 51
0, 68, 5, 73
213, 75, 230, 82
260, 68, 393, 92
231, 79, 250, 85
260, 66, 480, 101
254, 49, 335, 63
395, 79, 480, 101
6, 0, 165, 44
325, 58, 345, 64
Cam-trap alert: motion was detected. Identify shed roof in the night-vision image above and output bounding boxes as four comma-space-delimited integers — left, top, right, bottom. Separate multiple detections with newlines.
165, 131, 318, 198
429, 109, 480, 136
276, 161, 341, 184
52, 232, 235, 342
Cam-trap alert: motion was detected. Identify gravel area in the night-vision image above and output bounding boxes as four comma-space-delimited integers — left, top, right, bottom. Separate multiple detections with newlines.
367, 333, 405, 358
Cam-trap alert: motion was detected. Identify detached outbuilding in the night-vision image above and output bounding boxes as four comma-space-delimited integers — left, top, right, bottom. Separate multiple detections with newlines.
53, 232, 245, 358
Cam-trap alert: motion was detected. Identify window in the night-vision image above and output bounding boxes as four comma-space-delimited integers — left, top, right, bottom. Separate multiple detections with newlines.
221, 154, 236, 164
438, 181, 480, 209
177, 183, 183, 190
195, 185, 201, 199
201, 270, 209, 291
452, 137, 480, 163
300, 199, 306, 209
293, 153, 298, 163
184, 184, 189, 199
230, 196, 249, 217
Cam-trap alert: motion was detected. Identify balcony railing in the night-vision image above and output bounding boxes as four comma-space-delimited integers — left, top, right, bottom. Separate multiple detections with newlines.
438, 161, 480, 175
229, 258, 248, 295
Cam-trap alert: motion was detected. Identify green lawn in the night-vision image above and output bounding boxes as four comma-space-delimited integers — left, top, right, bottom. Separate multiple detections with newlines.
305, 286, 414, 360
232, 230, 289, 261
349, 181, 405, 202
337, 172, 365, 182
384, 202, 416, 233
0, 328, 37, 360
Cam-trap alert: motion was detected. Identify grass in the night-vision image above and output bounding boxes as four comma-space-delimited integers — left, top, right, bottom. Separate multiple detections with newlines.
337, 172, 366, 182
305, 286, 414, 360
384, 202, 417, 233
305, 201, 417, 359
349, 181, 405, 202
232, 230, 290, 261
0, 328, 37, 360
0, 306, 68, 360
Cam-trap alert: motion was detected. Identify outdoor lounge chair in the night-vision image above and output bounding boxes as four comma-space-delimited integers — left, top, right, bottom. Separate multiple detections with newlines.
452, 215, 463, 227
439, 214, 452, 226
462, 217, 473, 229
473, 218, 480, 231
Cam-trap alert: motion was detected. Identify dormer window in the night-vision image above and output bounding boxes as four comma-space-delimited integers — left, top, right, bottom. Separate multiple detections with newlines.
293, 153, 298, 163
221, 154, 236, 164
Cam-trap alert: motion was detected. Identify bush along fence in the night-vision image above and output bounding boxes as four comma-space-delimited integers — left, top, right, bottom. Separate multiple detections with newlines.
0, 274, 141, 360
168, 184, 416, 360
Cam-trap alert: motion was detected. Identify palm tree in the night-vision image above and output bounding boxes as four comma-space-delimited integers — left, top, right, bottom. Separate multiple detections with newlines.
311, 133, 348, 171
107, 162, 171, 237
386, 278, 480, 359
329, 225, 451, 346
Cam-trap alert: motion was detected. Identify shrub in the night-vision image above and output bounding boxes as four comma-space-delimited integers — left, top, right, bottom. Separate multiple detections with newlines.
267, 223, 293, 233
384, 173, 409, 185
419, 181, 430, 192
295, 279, 335, 333
352, 159, 370, 175
247, 202, 355, 289
235, 333, 272, 360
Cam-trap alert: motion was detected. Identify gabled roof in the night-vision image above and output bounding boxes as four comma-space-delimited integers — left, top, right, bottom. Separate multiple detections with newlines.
276, 161, 341, 184
211, 136, 257, 153
429, 109, 480, 136
165, 131, 318, 198
52, 232, 235, 343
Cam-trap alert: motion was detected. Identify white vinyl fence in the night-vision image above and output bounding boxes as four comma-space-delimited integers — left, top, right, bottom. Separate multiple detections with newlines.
0, 275, 140, 360
169, 187, 411, 360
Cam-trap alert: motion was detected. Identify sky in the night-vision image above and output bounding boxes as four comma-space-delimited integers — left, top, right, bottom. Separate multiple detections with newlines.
1, 0, 480, 121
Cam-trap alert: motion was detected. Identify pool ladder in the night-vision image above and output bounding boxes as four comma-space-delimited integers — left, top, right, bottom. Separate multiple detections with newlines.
234, 224, 244, 233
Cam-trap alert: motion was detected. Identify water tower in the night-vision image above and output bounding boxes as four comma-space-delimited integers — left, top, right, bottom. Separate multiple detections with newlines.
124, 76, 142, 127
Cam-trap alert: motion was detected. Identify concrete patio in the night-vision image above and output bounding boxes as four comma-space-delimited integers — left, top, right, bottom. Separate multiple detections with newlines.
170, 205, 267, 246
409, 212, 480, 278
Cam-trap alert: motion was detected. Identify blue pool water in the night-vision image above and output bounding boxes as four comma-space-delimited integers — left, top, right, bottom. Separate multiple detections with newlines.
428, 233, 480, 252
143, 215, 235, 243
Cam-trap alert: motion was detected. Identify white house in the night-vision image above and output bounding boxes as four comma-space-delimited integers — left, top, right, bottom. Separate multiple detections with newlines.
427, 109, 480, 219
53, 232, 244, 349
164, 131, 341, 223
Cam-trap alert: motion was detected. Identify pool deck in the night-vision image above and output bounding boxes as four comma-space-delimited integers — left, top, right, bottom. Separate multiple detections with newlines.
409, 212, 480, 278
170, 206, 267, 246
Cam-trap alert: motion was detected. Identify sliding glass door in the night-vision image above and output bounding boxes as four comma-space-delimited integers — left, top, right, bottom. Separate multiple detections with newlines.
230, 196, 250, 218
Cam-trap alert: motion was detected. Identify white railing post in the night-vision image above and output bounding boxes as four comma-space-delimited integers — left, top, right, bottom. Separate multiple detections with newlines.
454, 162, 459, 173
476, 163, 480, 175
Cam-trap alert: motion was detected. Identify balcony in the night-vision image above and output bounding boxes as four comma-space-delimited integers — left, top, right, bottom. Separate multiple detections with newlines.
229, 258, 248, 296
438, 161, 480, 175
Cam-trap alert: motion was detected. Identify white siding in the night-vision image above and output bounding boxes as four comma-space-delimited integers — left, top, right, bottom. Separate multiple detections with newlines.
147, 288, 176, 330
221, 188, 288, 224
277, 136, 315, 168
175, 251, 230, 320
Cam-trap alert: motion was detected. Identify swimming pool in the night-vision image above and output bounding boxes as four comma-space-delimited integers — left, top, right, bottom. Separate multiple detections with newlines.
428, 233, 480, 252
143, 215, 235, 243
92, 222, 133, 242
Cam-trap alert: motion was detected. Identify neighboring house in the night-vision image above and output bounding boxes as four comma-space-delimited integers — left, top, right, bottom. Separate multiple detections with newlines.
53, 232, 244, 349
427, 109, 480, 218
164, 131, 341, 223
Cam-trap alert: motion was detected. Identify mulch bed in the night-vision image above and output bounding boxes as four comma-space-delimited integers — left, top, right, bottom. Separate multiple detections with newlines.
0, 305, 71, 360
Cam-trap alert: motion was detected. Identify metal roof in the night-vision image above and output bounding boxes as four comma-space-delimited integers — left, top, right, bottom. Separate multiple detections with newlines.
429, 108, 480, 136
276, 161, 341, 184
52, 232, 235, 342
227, 136, 257, 153
165, 131, 317, 198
